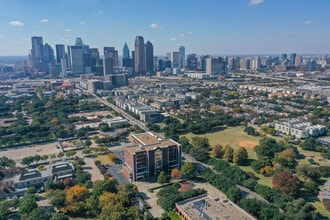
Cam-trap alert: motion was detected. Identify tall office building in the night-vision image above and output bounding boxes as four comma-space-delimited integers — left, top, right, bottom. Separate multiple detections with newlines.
145, 41, 154, 73
122, 43, 132, 68
60, 57, 67, 78
90, 48, 100, 66
179, 46, 185, 68
295, 56, 302, 66
123, 43, 130, 59
104, 47, 119, 66
280, 53, 287, 61
42, 43, 55, 65
290, 53, 296, 65
134, 36, 146, 74
55, 44, 66, 64
186, 54, 197, 70
240, 58, 251, 71
103, 57, 113, 76
31, 36, 44, 70
172, 52, 179, 68
250, 57, 261, 70
206, 57, 226, 75
69, 46, 84, 75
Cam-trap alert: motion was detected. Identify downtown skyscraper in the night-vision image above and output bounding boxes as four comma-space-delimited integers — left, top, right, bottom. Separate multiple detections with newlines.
31, 36, 44, 70
145, 41, 154, 73
134, 36, 146, 74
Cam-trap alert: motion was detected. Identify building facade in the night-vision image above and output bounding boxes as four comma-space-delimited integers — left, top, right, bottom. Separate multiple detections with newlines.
134, 36, 146, 74
123, 132, 182, 181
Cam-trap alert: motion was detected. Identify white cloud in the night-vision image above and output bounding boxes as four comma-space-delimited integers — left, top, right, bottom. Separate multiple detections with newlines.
40, 19, 48, 23
9, 20, 24, 26
98, 10, 103, 13
281, 32, 296, 36
180, 34, 184, 37
171, 38, 177, 41
150, 23, 160, 29
188, 31, 192, 34
31, 31, 37, 34
80, 21, 85, 24
65, 28, 72, 32
247, 0, 264, 6
304, 20, 317, 25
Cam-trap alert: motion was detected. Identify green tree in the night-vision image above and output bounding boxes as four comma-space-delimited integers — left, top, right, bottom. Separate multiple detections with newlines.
181, 162, 195, 178
158, 171, 169, 184
191, 137, 210, 150
85, 139, 92, 147
189, 147, 209, 163
254, 137, 284, 159
227, 186, 242, 203
0, 200, 11, 220
285, 198, 317, 220
19, 194, 38, 219
50, 189, 66, 210
0, 156, 16, 168
26, 207, 46, 220
244, 126, 256, 135
92, 178, 118, 196
211, 144, 223, 158
223, 145, 234, 162
233, 147, 248, 165
50, 212, 69, 220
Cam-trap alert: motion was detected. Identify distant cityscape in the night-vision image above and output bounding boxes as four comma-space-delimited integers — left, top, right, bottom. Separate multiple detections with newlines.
0, 35, 329, 81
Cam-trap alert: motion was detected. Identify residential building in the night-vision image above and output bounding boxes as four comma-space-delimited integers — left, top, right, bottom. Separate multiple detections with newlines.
318, 180, 330, 203
123, 132, 182, 181
274, 119, 327, 139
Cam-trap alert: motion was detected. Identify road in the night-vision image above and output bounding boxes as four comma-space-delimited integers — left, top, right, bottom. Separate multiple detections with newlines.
78, 86, 149, 131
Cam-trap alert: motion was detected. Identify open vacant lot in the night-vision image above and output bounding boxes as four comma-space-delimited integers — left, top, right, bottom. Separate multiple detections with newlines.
0, 142, 61, 161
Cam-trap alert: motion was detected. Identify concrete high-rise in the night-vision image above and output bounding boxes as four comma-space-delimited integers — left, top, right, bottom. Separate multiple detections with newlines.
172, 52, 179, 68
104, 47, 119, 66
103, 57, 113, 76
186, 53, 197, 70
55, 44, 66, 64
290, 53, 296, 65
42, 43, 55, 65
206, 57, 226, 75
31, 36, 44, 70
134, 36, 146, 74
250, 57, 261, 70
69, 46, 84, 75
145, 41, 154, 73
123, 43, 133, 68
179, 46, 185, 68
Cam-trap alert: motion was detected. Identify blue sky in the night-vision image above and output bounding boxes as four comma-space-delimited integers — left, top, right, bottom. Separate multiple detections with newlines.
0, 0, 329, 56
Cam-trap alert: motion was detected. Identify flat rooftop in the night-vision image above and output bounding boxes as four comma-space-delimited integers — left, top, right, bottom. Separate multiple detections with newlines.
176, 194, 255, 220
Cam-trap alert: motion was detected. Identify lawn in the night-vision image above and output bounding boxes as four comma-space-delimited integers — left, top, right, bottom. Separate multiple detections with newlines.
167, 211, 181, 220
182, 126, 261, 159
94, 154, 113, 165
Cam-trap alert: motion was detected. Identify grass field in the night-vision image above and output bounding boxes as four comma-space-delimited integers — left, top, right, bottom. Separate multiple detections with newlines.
167, 211, 181, 220
94, 154, 113, 165
182, 126, 261, 159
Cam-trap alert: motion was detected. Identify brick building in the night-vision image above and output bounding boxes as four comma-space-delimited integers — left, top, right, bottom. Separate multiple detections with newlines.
123, 132, 182, 181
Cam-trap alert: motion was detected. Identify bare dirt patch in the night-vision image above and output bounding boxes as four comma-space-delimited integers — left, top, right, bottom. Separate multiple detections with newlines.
239, 141, 258, 148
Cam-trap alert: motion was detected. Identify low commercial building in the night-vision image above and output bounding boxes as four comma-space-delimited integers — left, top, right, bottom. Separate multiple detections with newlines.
122, 132, 181, 181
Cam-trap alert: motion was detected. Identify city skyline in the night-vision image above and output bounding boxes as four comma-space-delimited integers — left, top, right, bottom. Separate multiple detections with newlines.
0, 0, 330, 56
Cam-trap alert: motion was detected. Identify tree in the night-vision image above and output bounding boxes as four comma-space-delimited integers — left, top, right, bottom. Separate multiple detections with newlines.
26, 207, 46, 220
191, 137, 210, 150
107, 152, 117, 162
64, 185, 90, 216
19, 194, 38, 219
272, 170, 300, 196
65, 151, 76, 158
92, 178, 118, 196
117, 183, 138, 199
0, 200, 11, 220
254, 137, 284, 159
244, 126, 256, 135
189, 147, 209, 163
233, 147, 248, 165
304, 180, 319, 193
223, 145, 234, 162
227, 186, 242, 203
296, 164, 321, 181
285, 198, 317, 220
274, 148, 298, 169
170, 168, 182, 181
211, 144, 223, 158
85, 139, 92, 147
50, 189, 66, 210
158, 171, 169, 184
0, 156, 16, 168
181, 162, 195, 178
50, 213, 69, 220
